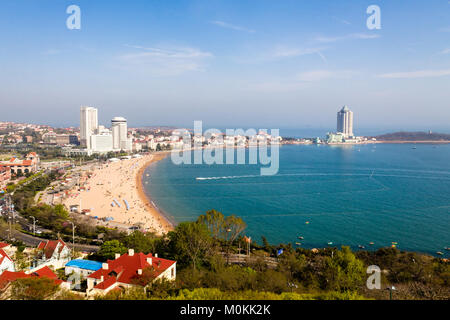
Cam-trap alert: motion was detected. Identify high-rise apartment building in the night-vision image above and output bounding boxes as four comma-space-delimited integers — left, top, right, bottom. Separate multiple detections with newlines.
111, 117, 130, 151
80, 106, 98, 149
337, 105, 354, 137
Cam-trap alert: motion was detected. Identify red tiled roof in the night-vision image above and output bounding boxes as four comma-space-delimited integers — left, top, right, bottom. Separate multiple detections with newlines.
94, 275, 117, 289
31, 266, 58, 280
0, 266, 62, 290
0, 271, 28, 290
0, 243, 9, 249
0, 249, 12, 263
88, 252, 175, 290
37, 240, 68, 260
0, 159, 33, 167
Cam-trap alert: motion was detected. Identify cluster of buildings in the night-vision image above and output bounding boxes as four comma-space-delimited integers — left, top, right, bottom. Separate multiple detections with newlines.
0, 152, 40, 189
64, 107, 133, 156
0, 121, 52, 145
0, 239, 176, 299
324, 106, 367, 144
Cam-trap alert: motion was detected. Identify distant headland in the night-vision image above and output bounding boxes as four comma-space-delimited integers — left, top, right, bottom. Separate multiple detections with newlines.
371, 131, 450, 143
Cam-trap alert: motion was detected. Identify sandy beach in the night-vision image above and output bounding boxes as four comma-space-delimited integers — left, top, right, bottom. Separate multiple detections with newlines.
63, 153, 173, 235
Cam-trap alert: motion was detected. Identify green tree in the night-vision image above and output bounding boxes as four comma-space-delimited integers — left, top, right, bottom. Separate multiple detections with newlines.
322, 246, 365, 292
197, 210, 246, 243
197, 209, 225, 239
130, 266, 158, 287
97, 240, 127, 261
169, 222, 213, 270
11, 277, 60, 300
123, 231, 157, 254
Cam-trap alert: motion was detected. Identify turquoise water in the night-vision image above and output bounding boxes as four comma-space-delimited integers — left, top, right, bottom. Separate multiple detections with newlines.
143, 144, 450, 256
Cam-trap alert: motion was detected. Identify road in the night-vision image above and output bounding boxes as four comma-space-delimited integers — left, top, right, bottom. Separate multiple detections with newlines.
0, 228, 100, 253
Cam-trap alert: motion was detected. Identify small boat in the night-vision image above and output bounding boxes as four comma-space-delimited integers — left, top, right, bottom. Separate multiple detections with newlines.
445, 247, 450, 251
295, 242, 302, 246
327, 242, 333, 245
298, 236, 304, 240
392, 242, 398, 245
412, 146, 417, 149
436, 251, 444, 256
146, 174, 150, 177
358, 245, 365, 249
369, 242, 374, 245
305, 221, 310, 225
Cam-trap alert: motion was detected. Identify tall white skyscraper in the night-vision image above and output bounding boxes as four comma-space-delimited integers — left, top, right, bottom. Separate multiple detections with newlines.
111, 117, 129, 150
337, 105, 354, 137
80, 106, 98, 149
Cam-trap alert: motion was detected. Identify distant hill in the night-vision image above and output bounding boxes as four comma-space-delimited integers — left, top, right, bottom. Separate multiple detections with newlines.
373, 131, 450, 141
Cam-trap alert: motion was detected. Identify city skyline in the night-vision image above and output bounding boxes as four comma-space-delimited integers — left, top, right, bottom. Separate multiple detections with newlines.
0, 0, 449, 132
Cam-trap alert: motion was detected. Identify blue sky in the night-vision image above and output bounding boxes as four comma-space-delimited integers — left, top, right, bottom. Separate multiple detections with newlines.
0, 0, 449, 133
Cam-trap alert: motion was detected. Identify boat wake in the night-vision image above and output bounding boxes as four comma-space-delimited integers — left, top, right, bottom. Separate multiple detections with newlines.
196, 175, 259, 180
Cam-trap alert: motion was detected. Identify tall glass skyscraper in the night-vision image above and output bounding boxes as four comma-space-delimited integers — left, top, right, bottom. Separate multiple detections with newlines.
337, 105, 354, 137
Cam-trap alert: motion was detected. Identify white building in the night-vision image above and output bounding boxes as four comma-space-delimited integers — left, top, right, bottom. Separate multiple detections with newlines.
111, 117, 131, 151
80, 106, 98, 149
65, 259, 103, 278
337, 105, 354, 137
0, 248, 15, 275
86, 249, 176, 296
35, 240, 72, 270
90, 132, 114, 153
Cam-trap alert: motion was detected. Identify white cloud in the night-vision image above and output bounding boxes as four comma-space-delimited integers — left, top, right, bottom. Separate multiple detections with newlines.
246, 81, 306, 92
377, 69, 450, 79
210, 20, 255, 33
272, 46, 323, 58
42, 49, 61, 55
270, 46, 328, 63
316, 33, 380, 43
117, 45, 213, 76
247, 69, 358, 92
296, 70, 358, 82
438, 48, 450, 55
332, 16, 351, 25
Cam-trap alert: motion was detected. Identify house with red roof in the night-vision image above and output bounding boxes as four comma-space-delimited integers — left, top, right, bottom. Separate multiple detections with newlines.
0, 152, 40, 175
0, 248, 15, 275
35, 239, 71, 269
0, 266, 69, 299
86, 249, 176, 296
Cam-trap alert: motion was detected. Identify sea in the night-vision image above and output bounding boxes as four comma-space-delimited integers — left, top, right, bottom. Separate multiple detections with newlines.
143, 143, 450, 256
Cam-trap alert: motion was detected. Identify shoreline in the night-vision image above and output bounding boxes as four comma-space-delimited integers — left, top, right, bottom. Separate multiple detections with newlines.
283, 140, 450, 146
135, 152, 175, 233
375, 140, 450, 144
62, 153, 173, 235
